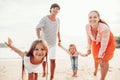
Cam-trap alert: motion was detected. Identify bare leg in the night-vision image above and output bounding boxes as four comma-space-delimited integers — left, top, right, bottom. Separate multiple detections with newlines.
72, 70, 75, 76
100, 61, 109, 80
74, 70, 77, 77
42, 61, 46, 77
28, 73, 32, 80
94, 61, 99, 76
22, 70, 26, 80
50, 59, 56, 80
28, 73, 35, 80
22, 63, 26, 80
22, 66, 26, 80
35, 73, 38, 80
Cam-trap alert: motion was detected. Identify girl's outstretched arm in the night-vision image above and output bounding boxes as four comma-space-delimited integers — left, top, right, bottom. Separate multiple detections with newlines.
5, 38, 24, 58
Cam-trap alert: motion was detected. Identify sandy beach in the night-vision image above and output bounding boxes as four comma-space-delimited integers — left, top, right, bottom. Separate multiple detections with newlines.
36, 48, 120, 80
0, 48, 120, 80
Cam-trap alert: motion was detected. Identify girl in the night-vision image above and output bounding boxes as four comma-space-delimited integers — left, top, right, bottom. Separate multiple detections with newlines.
58, 43, 87, 77
5, 38, 48, 80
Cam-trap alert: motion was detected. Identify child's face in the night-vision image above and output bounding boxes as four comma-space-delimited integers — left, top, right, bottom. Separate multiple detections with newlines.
69, 46, 76, 54
33, 43, 46, 59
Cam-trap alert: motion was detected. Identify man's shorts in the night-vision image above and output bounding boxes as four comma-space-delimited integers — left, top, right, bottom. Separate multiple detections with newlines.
43, 46, 56, 61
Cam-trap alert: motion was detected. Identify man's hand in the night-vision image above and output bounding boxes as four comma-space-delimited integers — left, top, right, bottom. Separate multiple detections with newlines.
58, 42, 61, 47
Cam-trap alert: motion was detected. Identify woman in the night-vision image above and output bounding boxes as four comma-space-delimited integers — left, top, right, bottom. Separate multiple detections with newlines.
86, 10, 116, 80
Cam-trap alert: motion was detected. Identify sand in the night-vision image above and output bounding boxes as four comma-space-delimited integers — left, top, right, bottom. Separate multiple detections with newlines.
0, 48, 120, 80
37, 49, 120, 80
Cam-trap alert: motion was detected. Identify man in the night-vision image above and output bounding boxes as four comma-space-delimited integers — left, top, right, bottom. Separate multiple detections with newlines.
36, 3, 61, 80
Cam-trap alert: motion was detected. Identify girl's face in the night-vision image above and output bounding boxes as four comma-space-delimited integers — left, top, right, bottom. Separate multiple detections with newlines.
50, 7, 60, 16
33, 43, 46, 59
69, 46, 76, 54
88, 12, 100, 26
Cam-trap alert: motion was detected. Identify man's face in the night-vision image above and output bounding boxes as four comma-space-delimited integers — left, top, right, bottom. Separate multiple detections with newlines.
50, 7, 60, 15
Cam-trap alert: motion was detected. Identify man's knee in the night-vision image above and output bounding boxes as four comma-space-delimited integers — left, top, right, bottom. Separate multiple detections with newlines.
50, 59, 55, 64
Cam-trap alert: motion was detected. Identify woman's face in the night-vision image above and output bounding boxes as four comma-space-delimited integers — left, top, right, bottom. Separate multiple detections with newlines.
88, 11, 100, 26
33, 43, 46, 59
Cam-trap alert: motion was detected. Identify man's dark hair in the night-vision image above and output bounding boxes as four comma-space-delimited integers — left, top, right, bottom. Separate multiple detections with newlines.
50, 3, 60, 13
50, 3, 60, 9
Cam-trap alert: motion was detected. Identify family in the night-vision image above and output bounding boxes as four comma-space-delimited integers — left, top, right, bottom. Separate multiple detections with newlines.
5, 3, 116, 80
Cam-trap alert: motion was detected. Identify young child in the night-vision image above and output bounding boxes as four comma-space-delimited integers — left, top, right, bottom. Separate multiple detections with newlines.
58, 43, 87, 77
5, 38, 48, 80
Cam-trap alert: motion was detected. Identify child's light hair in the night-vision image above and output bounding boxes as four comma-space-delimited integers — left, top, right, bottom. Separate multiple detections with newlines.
69, 44, 77, 51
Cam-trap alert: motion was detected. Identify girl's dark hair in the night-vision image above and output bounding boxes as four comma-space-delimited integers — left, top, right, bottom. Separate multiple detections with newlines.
26, 40, 48, 57
50, 3, 60, 13
89, 10, 109, 26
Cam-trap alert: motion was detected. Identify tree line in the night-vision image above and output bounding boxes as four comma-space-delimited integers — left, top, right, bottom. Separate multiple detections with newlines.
115, 35, 120, 48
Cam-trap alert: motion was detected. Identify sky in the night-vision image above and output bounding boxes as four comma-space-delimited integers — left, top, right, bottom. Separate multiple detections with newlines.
0, 0, 120, 47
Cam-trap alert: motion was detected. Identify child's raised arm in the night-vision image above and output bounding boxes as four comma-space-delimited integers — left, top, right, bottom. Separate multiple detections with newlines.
5, 38, 24, 58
